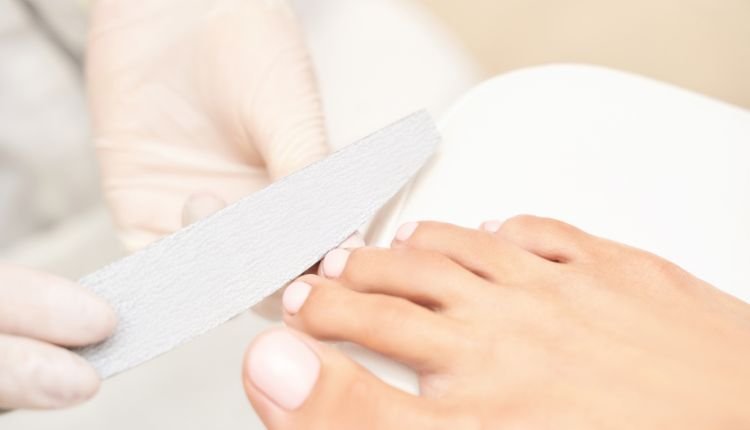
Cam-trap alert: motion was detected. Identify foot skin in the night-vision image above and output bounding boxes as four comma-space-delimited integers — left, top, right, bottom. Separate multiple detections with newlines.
243, 216, 750, 429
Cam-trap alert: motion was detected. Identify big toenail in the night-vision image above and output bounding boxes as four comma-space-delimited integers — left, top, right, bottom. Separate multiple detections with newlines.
481, 220, 502, 233
395, 222, 419, 242
247, 331, 320, 410
283, 281, 311, 315
322, 248, 350, 278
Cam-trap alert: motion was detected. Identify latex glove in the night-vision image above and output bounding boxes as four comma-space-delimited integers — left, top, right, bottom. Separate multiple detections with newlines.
88, 0, 330, 251
0, 264, 116, 410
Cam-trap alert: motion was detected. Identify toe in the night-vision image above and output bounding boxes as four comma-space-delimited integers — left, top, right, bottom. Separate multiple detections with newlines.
320, 246, 482, 309
243, 328, 450, 430
484, 215, 594, 263
282, 275, 466, 372
392, 221, 550, 283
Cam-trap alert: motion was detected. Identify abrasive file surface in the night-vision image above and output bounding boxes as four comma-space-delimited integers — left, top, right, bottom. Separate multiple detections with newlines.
75, 111, 440, 378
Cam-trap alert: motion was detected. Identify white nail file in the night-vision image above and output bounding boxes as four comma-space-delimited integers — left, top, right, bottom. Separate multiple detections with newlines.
75, 111, 440, 378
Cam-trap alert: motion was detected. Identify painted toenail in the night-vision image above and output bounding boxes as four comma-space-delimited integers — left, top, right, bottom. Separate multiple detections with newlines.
247, 331, 320, 410
395, 222, 419, 242
339, 232, 366, 249
322, 248, 350, 278
283, 281, 311, 315
481, 220, 502, 233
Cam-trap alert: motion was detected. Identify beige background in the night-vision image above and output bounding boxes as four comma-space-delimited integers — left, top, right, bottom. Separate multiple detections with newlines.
419, 0, 750, 109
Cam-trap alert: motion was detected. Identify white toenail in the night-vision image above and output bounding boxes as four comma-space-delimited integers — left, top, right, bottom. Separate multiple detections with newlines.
395, 222, 419, 242
247, 331, 320, 410
283, 281, 311, 315
481, 220, 502, 233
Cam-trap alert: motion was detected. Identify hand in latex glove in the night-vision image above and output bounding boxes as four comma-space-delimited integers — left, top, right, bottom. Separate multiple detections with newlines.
0, 264, 115, 409
88, 0, 330, 250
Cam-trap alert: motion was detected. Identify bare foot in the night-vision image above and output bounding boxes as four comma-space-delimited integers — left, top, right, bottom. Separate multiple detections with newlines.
243, 216, 750, 429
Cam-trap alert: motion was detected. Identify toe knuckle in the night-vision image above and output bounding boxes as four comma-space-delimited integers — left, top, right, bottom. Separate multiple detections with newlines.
415, 249, 456, 271
347, 245, 375, 261
541, 217, 577, 235
391, 247, 454, 280
343, 247, 381, 283
502, 214, 575, 235
498, 214, 540, 237
297, 288, 338, 334
411, 220, 447, 241
393, 245, 436, 262
371, 297, 411, 329
296, 273, 322, 285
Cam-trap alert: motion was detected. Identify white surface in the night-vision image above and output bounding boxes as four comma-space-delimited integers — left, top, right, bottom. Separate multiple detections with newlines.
373, 64, 750, 304
294, 0, 480, 149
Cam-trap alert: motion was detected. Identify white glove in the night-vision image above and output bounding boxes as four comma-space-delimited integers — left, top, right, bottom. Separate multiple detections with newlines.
87, 0, 330, 251
0, 264, 115, 409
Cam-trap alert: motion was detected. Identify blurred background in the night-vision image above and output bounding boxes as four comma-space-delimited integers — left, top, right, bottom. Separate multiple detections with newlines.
1, 0, 749, 277
423, 0, 750, 108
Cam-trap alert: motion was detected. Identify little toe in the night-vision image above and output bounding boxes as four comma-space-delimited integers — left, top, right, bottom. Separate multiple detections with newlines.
282, 275, 466, 372
392, 221, 549, 283
244, 328, 453, 430
484, 215, 595, 263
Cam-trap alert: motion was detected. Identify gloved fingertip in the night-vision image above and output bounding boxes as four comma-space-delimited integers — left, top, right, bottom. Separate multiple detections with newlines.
52, 276, 118, 346
0, 265, 117, 347
182, 192, 227, 227
0, 336, 102, 410
78, 294, 118, 343
37, 353, 102, 409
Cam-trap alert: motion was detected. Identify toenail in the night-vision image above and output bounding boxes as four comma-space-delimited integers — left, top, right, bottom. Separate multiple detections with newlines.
395, 222, 419, 242
481, 220, 502, 233
339, 232, 366, 249
283, 281, 311, 315
322, 248, 350, 278
247, 331, 320, 410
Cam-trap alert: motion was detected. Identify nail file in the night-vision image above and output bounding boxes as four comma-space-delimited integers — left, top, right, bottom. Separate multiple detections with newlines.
75, 111, 440, 378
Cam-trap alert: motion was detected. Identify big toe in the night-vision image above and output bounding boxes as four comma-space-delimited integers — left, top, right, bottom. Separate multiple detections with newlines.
243, 328, 451, 430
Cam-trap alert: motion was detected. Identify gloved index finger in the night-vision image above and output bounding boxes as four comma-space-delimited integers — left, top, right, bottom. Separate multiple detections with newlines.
0, 264, 116, 347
